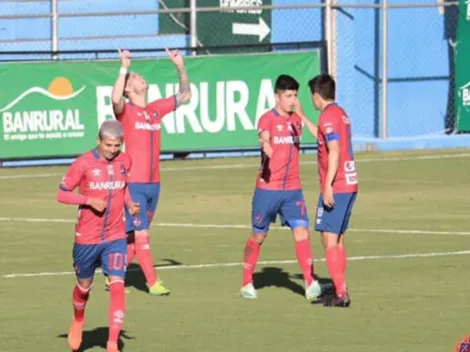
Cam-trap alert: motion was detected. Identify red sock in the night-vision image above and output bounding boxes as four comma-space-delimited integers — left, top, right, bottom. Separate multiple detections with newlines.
127, 242, 135, 264
135, 234, 158, 287
108, 280, 126, 345
72, 283, 90, 322
295, 238, 315, 286
326, 247, 346, 296
337, 246, 347, 277
242, 238, 261, 286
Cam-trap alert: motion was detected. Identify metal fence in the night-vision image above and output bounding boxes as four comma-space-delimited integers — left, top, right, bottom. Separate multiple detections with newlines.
0, 0, 461, 140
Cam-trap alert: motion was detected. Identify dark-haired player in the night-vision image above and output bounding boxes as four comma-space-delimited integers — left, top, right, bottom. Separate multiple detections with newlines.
109, 48, 191, 296
296, 74, 358, 307
240, 74, 322, 301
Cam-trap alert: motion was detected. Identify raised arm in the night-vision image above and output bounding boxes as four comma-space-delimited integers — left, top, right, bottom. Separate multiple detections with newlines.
112, 49, 132, 117
295, 99, 318, 139
165, 47, 191, 107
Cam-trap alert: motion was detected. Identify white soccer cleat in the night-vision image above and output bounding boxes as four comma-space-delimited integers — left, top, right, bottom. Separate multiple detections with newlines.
305, 280, 322, 301
240, 283, 258, 299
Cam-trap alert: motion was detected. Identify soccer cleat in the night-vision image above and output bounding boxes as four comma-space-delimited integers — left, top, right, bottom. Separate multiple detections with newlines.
305, 280, 322, 301
324, 292, 351, 307
106, 341, 120, 352
240, 283, 258, 299
67, 319, 84, 351
104, 275, 110, 290
148, 280, 170, 296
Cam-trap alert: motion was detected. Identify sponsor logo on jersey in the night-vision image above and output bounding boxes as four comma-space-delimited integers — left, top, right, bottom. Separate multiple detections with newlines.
89, 180, 125, 190
135, 121, 161, 131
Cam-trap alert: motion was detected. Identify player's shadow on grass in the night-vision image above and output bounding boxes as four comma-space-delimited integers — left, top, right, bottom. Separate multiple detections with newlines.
253, 267, 305, 297
125, 258, 183, 292
58, 327, 134, 351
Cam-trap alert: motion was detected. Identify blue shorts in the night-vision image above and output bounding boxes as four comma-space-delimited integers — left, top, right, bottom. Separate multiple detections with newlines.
125, 183, 160, 232
251, 188, 309, 234
315, 192, 357, 235
73, 239, 127, 280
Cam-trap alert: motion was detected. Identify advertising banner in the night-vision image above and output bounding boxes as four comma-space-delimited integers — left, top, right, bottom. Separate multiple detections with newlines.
0, 51, 320, 159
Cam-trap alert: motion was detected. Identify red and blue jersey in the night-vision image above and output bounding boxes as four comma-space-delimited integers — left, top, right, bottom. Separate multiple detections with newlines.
59, 149, 131, 245
317, 103, 358, 193
116, 97, 176, 183
256, 109, 303, 191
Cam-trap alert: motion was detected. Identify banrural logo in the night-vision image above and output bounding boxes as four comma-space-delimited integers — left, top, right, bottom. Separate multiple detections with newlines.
0, 77, 86, 142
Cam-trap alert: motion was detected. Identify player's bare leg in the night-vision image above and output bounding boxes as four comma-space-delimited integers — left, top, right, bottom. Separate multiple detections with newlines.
107, 275, 126, 352
68, 278, 93, 350
134, 230, 170, 295
322, 232, 350, 307
292, 227, 322, 301
240, 233, 265, 299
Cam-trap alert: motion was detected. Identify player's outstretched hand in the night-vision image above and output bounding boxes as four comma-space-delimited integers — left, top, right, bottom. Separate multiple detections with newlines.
323, 185, 335, 208
118, 49, 131, 69
88, 198, 107, 213
165, 47, 184, 68
127, 202, 140, 216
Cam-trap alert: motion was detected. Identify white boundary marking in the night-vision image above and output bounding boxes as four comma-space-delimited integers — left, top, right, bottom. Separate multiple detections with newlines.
1, 217, 470, 236
0, 152, 469, 180
2, 249, 470, 279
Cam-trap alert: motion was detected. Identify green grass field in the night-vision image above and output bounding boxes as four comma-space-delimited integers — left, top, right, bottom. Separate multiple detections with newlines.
1, 149, 470, 352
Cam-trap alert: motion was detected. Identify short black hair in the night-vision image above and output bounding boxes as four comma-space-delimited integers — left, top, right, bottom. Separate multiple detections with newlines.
307, 74, 336, 100
275, 74, 299, 93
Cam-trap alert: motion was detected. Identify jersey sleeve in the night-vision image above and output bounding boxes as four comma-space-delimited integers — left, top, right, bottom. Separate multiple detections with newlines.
60, 159, 84, 192
257, 114, 272, 135
319, 110, 341, 143
148, 96, 177, 118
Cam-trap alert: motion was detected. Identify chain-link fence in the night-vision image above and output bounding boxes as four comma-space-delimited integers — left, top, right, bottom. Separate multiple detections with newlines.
0, 0, 461, 140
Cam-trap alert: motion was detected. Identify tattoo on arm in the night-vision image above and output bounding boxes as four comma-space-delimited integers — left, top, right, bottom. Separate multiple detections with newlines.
175, 65, 191, 106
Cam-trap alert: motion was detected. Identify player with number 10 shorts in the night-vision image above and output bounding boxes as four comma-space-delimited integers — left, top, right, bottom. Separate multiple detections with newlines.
240, 74, 322, 301
57, 120, 139, 352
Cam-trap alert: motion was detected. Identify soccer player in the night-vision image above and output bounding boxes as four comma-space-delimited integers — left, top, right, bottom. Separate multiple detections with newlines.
57, 120, 139, 352
296, 74, 358, 307
110, 47, 191, 295
240, 74, 322, 301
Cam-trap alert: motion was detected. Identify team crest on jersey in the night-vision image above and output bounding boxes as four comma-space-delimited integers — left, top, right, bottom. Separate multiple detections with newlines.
120, 165, 127, 176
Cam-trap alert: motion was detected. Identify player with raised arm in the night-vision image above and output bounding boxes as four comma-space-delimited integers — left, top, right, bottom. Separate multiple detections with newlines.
57, 120, 139, 352
240, 74, 322, 301
109, 48, 191, 296
296, 74, 358, 307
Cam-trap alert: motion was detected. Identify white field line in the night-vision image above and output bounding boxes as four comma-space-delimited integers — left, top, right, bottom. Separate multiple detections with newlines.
2, 249, 470, 279
0, 217, 470, 237
0, 152, 469, 180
